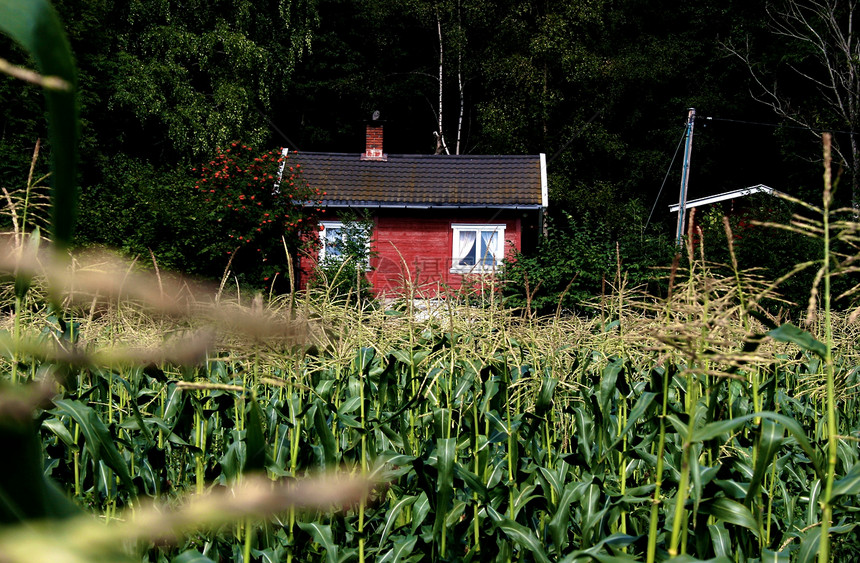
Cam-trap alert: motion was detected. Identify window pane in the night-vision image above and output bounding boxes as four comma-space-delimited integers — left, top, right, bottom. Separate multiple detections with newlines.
458, 230, 477, 266
325, 227, 343, 257
479, 230, 498, 265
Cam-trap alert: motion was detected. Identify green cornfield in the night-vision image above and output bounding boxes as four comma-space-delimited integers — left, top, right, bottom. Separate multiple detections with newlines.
0, 234, 858, 561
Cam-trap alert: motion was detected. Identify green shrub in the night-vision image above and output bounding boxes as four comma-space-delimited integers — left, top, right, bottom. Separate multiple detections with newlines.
694, 194, 853, 315
309, 212, 376, 304
502, 209, 674, 314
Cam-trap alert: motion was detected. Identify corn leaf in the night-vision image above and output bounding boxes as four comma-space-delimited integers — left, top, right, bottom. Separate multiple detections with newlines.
767, 323, 827, 359
698, 497, 760, 539
598, 359, 624, 417
486, 505, 551, 563
297, 521, 339, 563
795, 526, 821, 563
377, 495, 418, 548
0, 418, 80, 522
432, 437, 456, 540
409, 492, 431, 535
245, 396, 267, 472
744, 418, 784, 506
535, 375, 558, 416
549, 483, 577, 553
52, 398, 134, 492
377, 536, 418, 563
760, 548, 791, 562
830, 463, 860, 502
707, 523, 731, 558
171, 550, 217, 563
313, 403, 337, 467
693, 412, 822, 480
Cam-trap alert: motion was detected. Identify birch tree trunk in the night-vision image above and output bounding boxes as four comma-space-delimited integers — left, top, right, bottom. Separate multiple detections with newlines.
435, 8, 450, 155
455, 0, 464, 155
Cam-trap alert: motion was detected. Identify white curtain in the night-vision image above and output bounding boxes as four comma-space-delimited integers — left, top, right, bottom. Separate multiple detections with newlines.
457, 231, 477, 266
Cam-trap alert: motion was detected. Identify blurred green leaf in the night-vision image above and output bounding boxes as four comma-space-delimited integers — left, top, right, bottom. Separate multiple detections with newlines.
830, 463, 860, 501
760, 548, 791, 562
171, 550, 217, 563
13, 227, 40, 300
0, 417, 80, 522
0, 0, 78, 246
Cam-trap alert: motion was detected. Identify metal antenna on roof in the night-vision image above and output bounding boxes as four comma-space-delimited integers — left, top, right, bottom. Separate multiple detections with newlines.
372, 110, 381, 121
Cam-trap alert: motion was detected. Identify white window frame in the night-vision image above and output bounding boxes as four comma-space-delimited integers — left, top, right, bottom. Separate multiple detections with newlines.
450, 224, 506, 274
319, 220, 372, 268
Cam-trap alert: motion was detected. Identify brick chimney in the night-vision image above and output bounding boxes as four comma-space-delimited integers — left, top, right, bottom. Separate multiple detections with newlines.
361, 110, 387, 161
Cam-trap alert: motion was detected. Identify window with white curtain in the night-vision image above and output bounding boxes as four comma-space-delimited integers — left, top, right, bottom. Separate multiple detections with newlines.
450, 224, 505, 273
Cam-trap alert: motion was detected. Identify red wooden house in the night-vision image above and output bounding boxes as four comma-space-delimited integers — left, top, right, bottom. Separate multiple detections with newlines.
291, 120, 548, 295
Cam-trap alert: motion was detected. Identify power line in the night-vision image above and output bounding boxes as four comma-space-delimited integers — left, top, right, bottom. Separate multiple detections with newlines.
645, 126, 687, 231
255, 106, 300, 151
703, 115, 856, 136
548, 110, 602, 165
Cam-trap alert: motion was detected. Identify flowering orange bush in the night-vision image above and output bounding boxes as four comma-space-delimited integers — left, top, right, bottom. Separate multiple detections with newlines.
193, 143, 323, 284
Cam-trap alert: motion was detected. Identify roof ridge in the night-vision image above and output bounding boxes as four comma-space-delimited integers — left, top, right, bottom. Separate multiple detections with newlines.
291, 152, 542, 159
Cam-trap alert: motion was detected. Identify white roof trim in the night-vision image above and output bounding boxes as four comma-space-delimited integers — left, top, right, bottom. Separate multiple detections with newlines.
539, 153, 549, 209
669, 184, 782, 213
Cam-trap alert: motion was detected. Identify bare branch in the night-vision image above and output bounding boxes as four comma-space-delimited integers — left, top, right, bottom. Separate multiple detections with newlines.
724, 0, 860, 208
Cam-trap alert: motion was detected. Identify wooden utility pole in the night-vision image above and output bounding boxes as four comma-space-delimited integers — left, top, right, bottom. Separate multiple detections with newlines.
675, 108, 696, 244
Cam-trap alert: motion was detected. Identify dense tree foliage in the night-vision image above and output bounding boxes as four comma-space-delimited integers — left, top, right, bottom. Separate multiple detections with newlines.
2, 0, 319, 278
0, 0, 847, 302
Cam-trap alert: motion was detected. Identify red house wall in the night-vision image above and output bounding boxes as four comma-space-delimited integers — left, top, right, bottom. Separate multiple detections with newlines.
299, 211, 526, 296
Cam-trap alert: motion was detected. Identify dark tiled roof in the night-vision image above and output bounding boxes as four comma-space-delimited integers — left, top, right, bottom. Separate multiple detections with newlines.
289, 152, 545, 208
